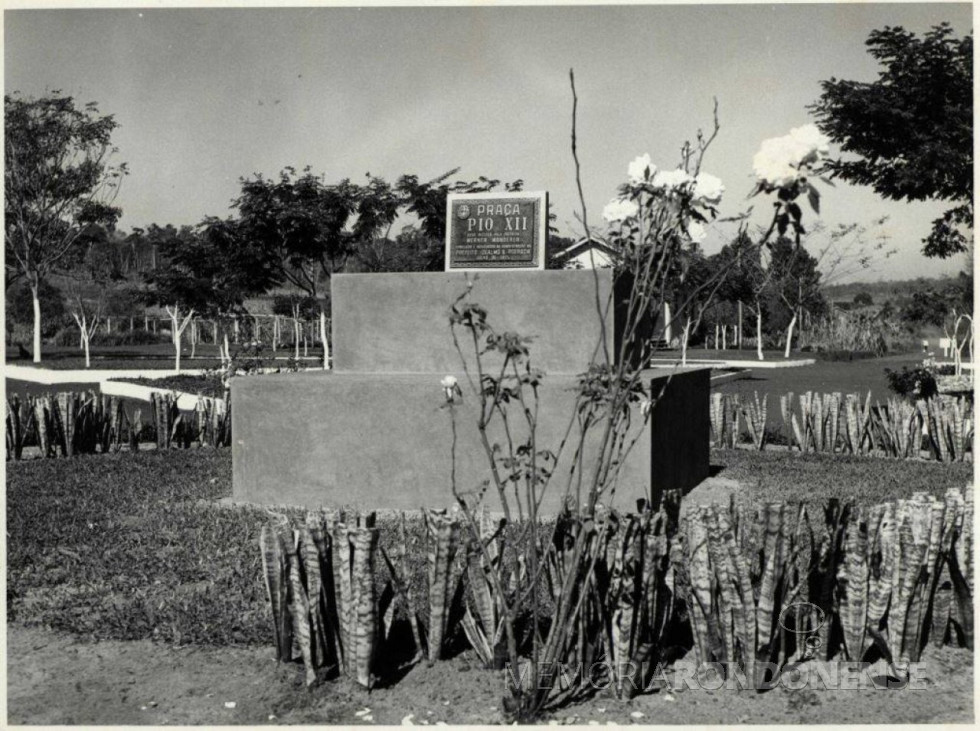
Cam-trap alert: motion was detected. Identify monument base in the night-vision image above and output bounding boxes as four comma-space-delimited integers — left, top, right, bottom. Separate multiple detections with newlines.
231, 368, 710, 512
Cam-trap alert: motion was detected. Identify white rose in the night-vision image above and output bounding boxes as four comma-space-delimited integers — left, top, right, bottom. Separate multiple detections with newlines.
686, 220, 707, 243
651, 168, 693, 191
441, 375, 459, 402
789, 124, 830, 156
752, 136, 803, 188
602, 198, 639, 223
627, 153, 655, 184
753, 126, 830, 188
692, 173, 725, 206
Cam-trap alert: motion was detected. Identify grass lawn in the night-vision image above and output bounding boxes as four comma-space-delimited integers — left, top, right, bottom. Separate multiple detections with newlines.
713, 351, 926, 401
709, 351, 938, 434
7, 446, 970, 649
6, 378, 103, 398
714, 447, 971, 504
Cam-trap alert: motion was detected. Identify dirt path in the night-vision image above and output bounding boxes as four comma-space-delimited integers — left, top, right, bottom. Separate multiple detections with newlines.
6, 623, 974, 725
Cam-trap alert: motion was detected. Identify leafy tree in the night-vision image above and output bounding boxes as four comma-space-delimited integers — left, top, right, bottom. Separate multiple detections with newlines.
854, 291, 874, 307
271, 294, 322, 320
63, 225, 127, 367
230, 168, 365, 299
767, 236, 827, 356
142, 223, 268, 371
353, 226, 445, 273
5, 92, 127, 360
711, 230, 772, 360
7, 278, 66, 338
810, 24, 973, 257
900, 288, 953, 328
667, 243, 722, 360
396, 169, 523, 241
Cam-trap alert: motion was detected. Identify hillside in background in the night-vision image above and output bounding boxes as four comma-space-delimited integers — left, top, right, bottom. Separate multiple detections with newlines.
825, 274, 968, 304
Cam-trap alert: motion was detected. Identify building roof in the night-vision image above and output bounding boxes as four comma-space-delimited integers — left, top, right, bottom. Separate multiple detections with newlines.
553, 236, 619, 265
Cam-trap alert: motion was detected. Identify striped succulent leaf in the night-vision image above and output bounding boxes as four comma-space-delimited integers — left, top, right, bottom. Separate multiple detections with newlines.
836, 506, 869, 660
755, 503, 786, 663
329, 513, 353, 672
705, 508, 738, 668
298, 523, 328, 666
285, 530, 317, 686
779, 392, 792, 447
423, 508, 460, 662
354, 517, 379, 688
259, 523, 291, 662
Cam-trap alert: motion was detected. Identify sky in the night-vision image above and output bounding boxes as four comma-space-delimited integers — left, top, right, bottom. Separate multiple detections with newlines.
4, 1, 973, 283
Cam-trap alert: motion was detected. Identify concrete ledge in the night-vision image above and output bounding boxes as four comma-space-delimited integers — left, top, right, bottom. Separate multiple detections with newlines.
5, 364, 205, 384
709, 369, 750, 386
331, 270, 613, 374
231, 367, 710, 512
648, 357, 815, 369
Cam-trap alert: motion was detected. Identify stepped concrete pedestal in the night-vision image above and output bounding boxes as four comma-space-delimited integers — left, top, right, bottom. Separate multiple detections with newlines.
231, 270, 711, 512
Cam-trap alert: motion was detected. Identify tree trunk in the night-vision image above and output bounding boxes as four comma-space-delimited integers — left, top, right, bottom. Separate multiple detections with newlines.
756, 309, 764, 361
681, 316, 691, 367
171, 312, 182, 373
320, 312, 330, 370
31, 282, 42, 363
722, 325, 727, 351
738, 301, 743, 348
663, 302, 672, 344
190, 320, 197, 359
784, 313, 797, 359
294, 320, 301, 361
83, 331, 91, 369
714, 323, 719, 350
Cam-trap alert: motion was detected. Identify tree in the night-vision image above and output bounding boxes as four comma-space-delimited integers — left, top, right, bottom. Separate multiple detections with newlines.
231, 168, 362, 299
668, 243, 718, 363
713, 230, 771, 360
7, 278, 66, 339
810, 24, 973, 257
5, 93, 127, 361
64, 224, 124, 367
396, 169, 523, 241
272, 294, 323, 360
854, 292, 874, 307
353, 227, 445, 273
142, 223, 267, 372
767, 236, 826, 357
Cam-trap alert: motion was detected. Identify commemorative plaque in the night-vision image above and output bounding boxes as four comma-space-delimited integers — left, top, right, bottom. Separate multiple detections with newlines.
445, 191, 547, 270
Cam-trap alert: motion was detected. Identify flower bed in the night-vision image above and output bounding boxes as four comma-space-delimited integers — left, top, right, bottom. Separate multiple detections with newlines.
711, 390, 973, 461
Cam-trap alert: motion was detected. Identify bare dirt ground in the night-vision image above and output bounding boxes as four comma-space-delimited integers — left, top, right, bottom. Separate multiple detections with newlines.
7, 623, 973, 725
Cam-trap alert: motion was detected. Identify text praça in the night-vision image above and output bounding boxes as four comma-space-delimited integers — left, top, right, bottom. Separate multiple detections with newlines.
467, 202, 529, 233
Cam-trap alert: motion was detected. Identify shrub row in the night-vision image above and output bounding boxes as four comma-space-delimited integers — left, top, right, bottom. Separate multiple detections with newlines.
712, 390, 973, 461
262, 486, 973, 706
6, 389, 230, 458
